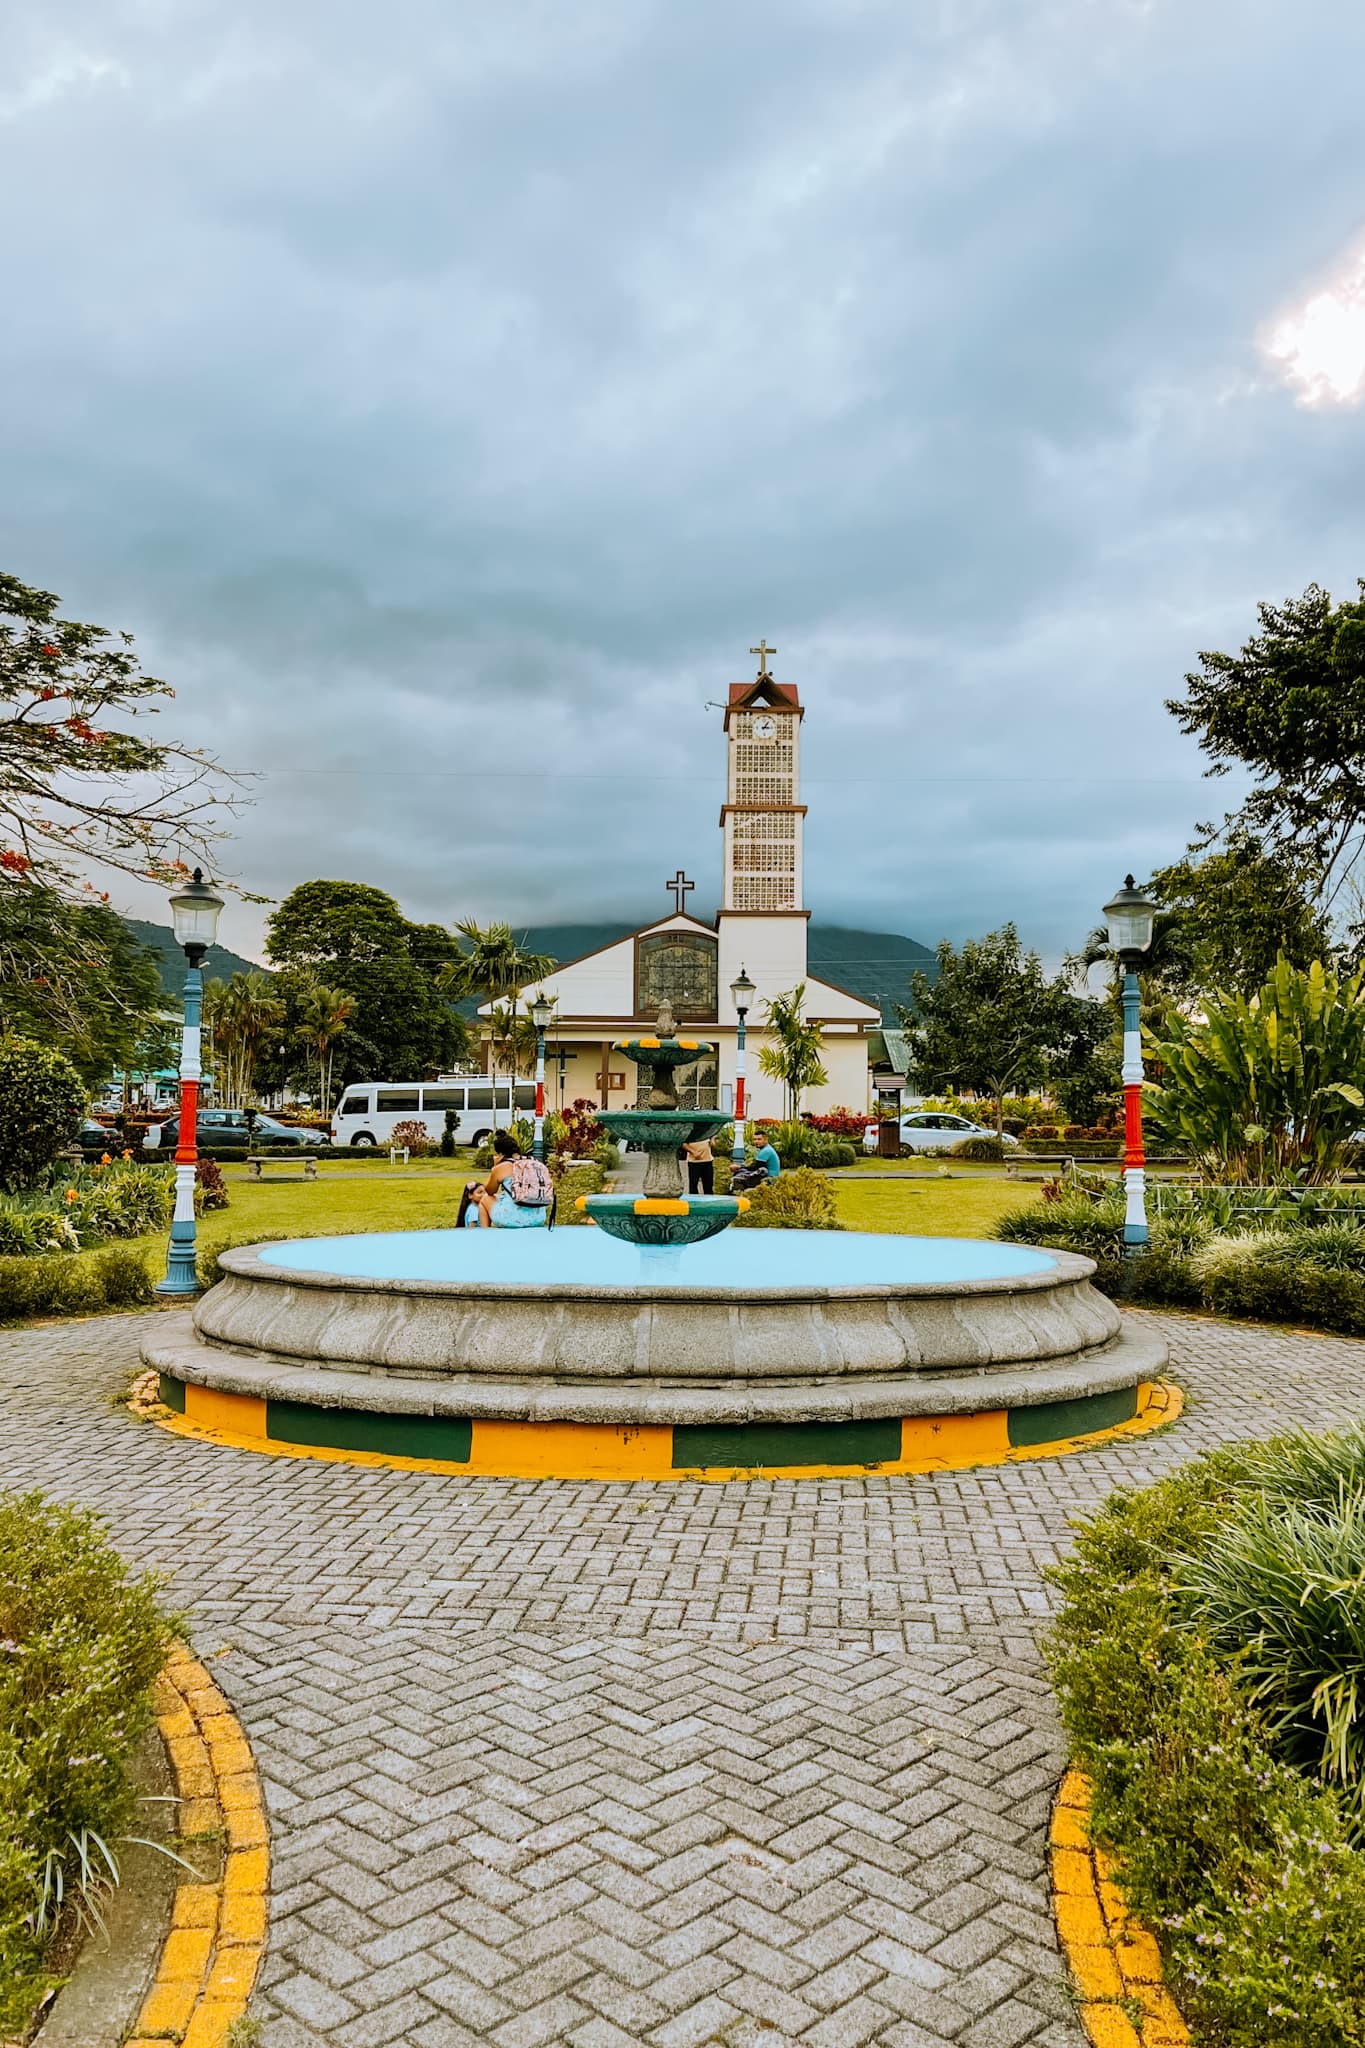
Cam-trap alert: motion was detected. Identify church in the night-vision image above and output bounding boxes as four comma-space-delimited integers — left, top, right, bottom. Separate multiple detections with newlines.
489, 652, 882, 1121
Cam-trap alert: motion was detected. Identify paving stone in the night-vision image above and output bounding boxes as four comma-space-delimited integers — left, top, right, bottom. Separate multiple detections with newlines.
4, 1309, 1359, 2045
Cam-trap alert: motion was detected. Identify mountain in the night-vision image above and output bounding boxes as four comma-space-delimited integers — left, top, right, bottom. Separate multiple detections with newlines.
126, 915, 938, 1023
125, 919, 267, 996
515, 921, 937, 1023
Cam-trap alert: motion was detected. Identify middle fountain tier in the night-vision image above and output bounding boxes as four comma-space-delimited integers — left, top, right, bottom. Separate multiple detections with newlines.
585, 1001, 750, 1247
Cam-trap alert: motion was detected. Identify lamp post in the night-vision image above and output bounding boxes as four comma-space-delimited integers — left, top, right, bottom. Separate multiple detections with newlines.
730, 967, 756, 1165
530, 992, 554, 1162
157, 869, 224, 1296
1103, 874, 1159, 1254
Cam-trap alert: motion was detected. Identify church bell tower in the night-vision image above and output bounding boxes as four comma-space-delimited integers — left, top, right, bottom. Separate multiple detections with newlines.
721, 640, 805, 912
716, 642, 810, 1039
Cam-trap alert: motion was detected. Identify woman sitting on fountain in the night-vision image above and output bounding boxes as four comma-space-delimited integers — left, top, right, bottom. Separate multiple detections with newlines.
460, 1131, 554, 1229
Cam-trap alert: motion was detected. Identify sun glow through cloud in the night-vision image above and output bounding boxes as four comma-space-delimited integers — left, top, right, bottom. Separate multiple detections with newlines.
1265, 244, 1365, 407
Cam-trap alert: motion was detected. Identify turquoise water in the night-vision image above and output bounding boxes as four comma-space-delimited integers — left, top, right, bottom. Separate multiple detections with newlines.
257, 1228, 1056, 1290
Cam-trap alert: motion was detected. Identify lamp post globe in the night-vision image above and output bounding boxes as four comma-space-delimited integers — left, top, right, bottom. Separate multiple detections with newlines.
530, 991, 554, 1162
158, 870, 224, 1297
729, 968, 756, 1165
1103, 875, 1158, 1254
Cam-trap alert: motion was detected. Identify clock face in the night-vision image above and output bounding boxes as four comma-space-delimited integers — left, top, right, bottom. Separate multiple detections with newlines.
752, 714, 777, 739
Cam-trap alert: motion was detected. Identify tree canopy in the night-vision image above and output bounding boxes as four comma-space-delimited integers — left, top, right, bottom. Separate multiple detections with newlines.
756, 985, 828, 1117
265, 881, 468, 1086
1167, 581, 1365, 905
0, 571, 230, 892
0, 886, 166, 1087
903, 925, 1109, 1134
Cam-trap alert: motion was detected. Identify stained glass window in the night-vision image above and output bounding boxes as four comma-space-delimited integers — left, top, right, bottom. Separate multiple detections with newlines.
636, 932, 717, 1021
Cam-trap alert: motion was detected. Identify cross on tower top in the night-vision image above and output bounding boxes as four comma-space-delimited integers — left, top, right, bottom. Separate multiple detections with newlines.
750, 639, 776, 680
665, 870, 695, 915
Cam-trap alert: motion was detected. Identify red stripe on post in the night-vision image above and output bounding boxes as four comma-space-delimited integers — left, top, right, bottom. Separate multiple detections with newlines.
176, 1080, 199, 1166
1124, 1085, 1144, 1168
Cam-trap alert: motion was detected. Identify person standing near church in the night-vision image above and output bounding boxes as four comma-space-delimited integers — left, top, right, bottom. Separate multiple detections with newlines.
683, 1133, 714, 1195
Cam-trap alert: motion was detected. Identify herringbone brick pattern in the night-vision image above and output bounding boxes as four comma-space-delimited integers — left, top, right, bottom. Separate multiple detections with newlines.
1, 1308, 1362, 2043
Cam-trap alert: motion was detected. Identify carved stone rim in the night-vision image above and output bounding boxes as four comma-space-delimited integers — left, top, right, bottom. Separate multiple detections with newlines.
219, 1239, 1095, 1304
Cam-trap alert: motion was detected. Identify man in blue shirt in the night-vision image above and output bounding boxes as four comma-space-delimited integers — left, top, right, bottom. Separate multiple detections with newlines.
752, 1137, 781, 1181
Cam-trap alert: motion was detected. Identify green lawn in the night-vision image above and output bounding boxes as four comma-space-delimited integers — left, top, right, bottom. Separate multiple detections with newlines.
833, 1177, 1041, 1237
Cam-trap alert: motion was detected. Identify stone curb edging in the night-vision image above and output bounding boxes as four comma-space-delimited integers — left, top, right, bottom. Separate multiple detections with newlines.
125, 1641, 269, 2048
1051, 1769, 1189, 2048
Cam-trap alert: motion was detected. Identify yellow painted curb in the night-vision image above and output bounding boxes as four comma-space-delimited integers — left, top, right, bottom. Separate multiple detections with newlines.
1051, 1769, 1190, 2048
128, 1639, 270, 2048
131, 1370, 1182, 1481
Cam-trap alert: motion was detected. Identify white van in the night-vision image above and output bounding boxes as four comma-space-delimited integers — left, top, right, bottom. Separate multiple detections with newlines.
331, 1080, 536, 1149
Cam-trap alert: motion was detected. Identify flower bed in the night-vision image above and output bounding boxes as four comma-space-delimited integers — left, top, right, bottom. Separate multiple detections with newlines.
1048, 1430, 1365, 2046
0, 1492, 171, 2029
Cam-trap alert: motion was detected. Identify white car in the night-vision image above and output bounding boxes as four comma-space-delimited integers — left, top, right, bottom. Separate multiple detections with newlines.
863, 1111, 1020, 1153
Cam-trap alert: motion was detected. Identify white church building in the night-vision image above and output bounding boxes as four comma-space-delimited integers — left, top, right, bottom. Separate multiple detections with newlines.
488, 659, 881, 1121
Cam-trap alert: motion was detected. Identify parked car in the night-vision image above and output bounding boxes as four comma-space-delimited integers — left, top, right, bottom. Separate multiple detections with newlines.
76, 1118, 119, 1157
863, 1111, 1020, 1154
147, 1110, 330, 1153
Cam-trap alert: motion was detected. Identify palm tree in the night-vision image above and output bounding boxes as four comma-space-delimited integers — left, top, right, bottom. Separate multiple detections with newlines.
439, 921, 555, 1125
295, 981, 355, 1116
204, 972, 285, 1107
756, 984, 828, 1118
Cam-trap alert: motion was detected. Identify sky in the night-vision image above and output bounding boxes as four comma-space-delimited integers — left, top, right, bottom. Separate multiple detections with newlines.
5, 0, 1365, 970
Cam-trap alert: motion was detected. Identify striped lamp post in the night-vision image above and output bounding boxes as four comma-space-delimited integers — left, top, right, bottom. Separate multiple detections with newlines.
1103, 875, 1158, 1255
157, 869, 224, 1296
530, 991, 554, 1162
729, 967, 755, 1165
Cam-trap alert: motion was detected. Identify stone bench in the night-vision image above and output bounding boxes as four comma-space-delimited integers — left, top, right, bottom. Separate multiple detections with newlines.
246, 1154, 319, 1181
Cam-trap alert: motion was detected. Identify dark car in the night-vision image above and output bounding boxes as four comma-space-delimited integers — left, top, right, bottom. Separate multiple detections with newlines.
76, 1118, 120, 1157
152, 1110, 329, 1153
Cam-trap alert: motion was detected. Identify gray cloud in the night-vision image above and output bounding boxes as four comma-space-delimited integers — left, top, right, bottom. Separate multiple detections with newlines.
3, 0, 1364, 969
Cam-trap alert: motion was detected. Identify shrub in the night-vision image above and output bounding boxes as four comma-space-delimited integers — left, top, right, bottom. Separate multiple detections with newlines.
1174, 1478, 1365, 1796
0, 1244, 155, 1321
194, 1157, 230, 1212
951, 1135, 1006, 1161
0, 1037, 84, 1191
768, 1121, 858, 1168
0, 1492, 171, 2028
735, 1167, 843, 1231
803, 1109, 868, 1137
558, 1100, 603, 1159
554, 1160, 605, 1223
93, 1244, 156, 1307
440, 1109, 457, 1157
1047, 1441, 1365, 2046
388, 1119, 431, 1156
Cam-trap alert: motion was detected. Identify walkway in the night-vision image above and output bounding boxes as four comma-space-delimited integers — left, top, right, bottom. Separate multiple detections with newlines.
3, 1311, 1361, 2048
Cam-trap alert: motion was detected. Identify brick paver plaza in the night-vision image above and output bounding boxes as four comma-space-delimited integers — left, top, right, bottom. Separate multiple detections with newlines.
3, 1309, 1360, 2047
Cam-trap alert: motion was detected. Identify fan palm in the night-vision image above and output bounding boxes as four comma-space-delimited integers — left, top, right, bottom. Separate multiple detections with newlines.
439, 922, 555, 1126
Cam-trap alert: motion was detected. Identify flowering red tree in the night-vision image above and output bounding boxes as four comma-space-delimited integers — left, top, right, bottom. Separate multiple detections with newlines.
0, 571, 233, 892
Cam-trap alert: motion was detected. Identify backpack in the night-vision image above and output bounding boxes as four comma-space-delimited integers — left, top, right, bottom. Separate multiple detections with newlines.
507, 1156, 554, 1208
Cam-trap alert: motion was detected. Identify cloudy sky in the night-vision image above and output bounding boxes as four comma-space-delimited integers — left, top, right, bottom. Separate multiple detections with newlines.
5, 0, 1365, 967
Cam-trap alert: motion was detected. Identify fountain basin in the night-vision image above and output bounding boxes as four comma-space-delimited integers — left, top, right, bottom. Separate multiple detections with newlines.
140, 1225, 1172, 1477
580, 1193, 750, 1246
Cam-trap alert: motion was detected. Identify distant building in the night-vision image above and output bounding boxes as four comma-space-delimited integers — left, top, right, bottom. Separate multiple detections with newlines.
482, 659, 880, 1118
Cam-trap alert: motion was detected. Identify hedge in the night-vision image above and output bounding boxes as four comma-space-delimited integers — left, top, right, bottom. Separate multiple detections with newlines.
0, 1246, 156, 1323
993, 1201, 1365, 1333
0, 1493, 171, 2028
1048, 1438, 1365, 2046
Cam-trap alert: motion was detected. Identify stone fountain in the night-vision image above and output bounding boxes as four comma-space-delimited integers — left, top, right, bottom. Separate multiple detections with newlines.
584, 1001, 748, 1247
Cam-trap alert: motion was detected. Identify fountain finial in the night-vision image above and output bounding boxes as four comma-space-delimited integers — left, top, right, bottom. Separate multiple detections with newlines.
655, 999, 678, 1039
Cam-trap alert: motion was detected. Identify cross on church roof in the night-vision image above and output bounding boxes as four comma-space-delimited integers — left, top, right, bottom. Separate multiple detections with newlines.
750, 639, 776, 680
665, 870, 695, 915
